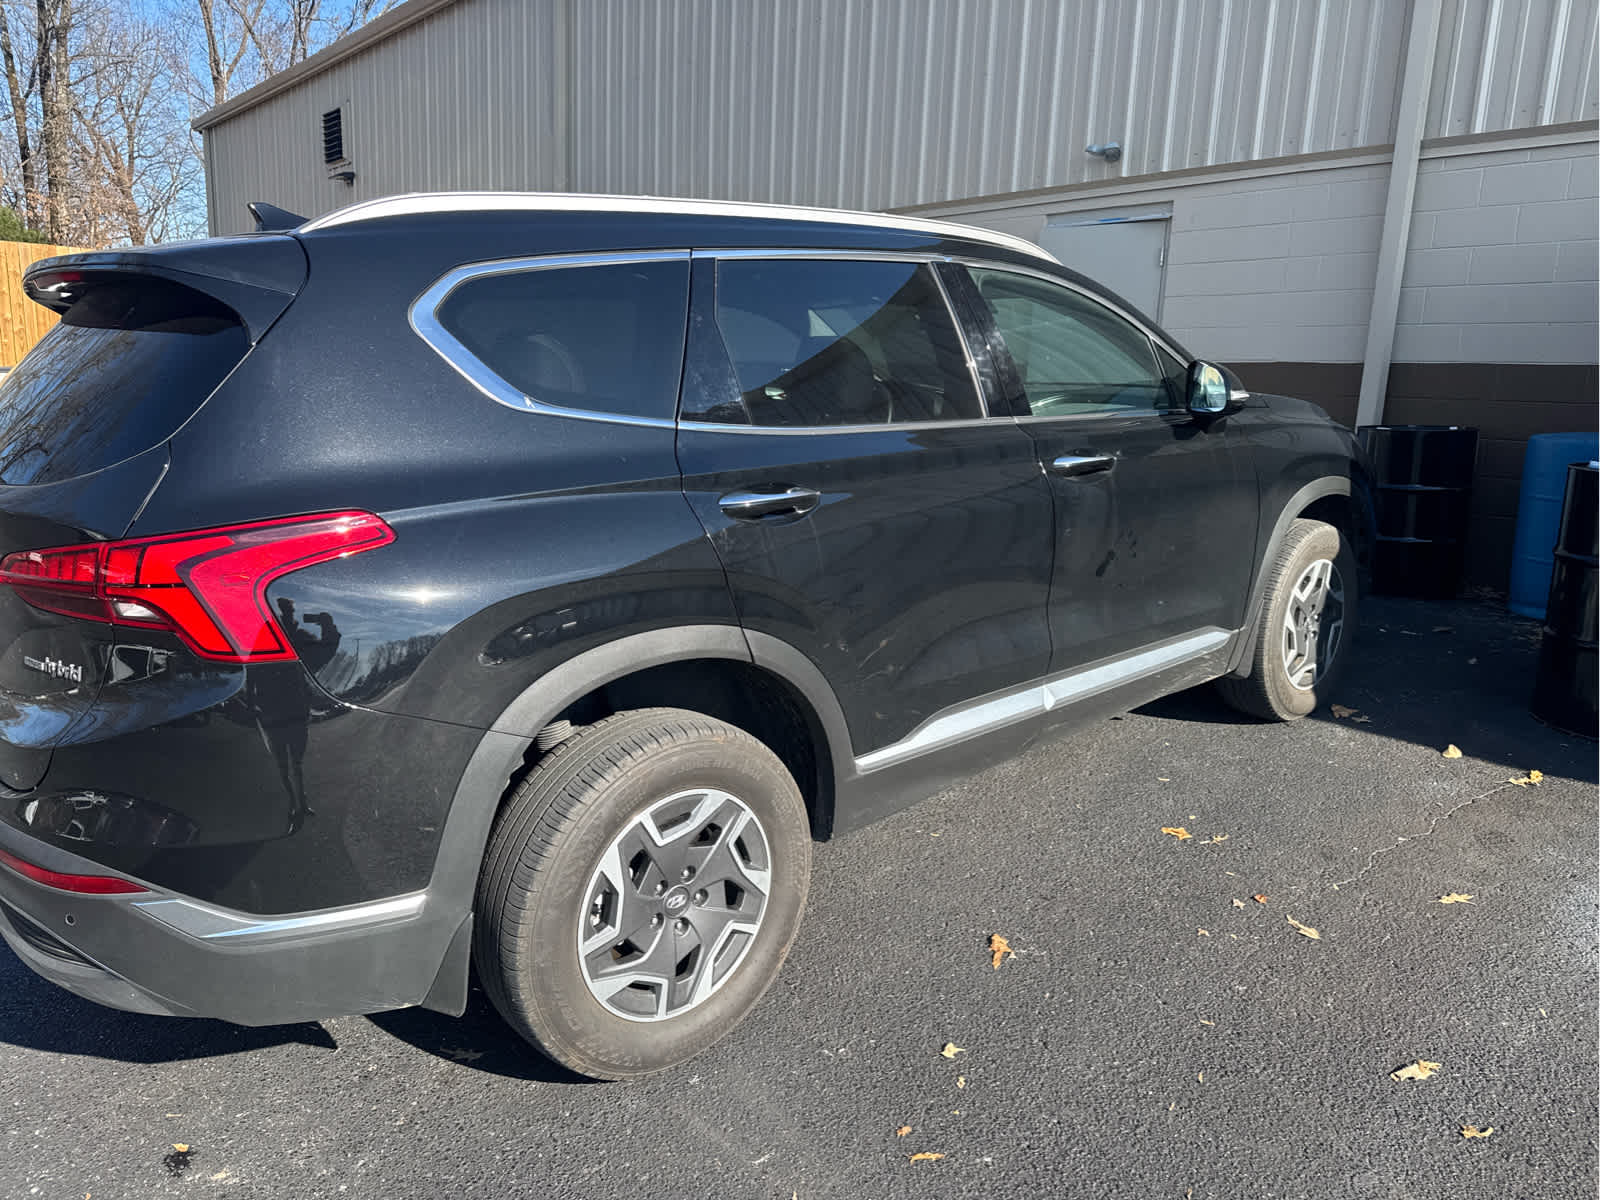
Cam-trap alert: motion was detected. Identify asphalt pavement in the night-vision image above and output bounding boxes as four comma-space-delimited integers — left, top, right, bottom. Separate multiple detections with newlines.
3, 593, 1595, 1199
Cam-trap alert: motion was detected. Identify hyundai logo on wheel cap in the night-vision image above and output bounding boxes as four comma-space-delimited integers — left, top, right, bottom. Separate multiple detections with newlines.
664, 888, 689, 912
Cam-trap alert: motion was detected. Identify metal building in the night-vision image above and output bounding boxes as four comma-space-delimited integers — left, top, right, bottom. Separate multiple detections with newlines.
195, 0, 1599, 585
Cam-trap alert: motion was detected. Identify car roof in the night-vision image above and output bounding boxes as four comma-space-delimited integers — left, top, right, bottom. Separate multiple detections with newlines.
297, 191, 1058, 266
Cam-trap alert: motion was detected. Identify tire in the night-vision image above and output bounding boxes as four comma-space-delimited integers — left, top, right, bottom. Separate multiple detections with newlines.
473, 707, 811, 1079
1217, 517, 1358, 721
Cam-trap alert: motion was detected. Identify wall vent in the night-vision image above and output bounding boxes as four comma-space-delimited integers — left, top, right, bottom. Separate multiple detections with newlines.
321, 107, 345, 165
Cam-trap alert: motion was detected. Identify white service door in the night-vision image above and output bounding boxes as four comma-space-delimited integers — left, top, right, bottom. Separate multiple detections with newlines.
1037, 217, 1168, 321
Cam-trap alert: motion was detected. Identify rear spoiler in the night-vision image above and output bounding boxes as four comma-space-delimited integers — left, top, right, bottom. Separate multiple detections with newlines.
22, 234, 308, 342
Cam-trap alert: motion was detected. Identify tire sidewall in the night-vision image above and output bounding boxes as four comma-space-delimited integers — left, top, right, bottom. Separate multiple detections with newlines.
509, 734, 810, 1078
1261, 523, 1359, 717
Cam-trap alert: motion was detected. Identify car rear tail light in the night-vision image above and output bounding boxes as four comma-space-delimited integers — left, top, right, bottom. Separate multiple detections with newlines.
0, 846, 148, 894
0, 511, 394, 663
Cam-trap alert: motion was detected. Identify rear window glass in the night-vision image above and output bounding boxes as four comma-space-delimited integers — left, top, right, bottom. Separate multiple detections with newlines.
433, 259, 690, 421
687, 258, 982, 427
0, 278, 247, 485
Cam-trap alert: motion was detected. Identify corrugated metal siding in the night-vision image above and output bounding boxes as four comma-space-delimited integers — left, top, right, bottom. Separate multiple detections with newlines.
1427, 0, 1600, 137
205, 0, 563, 232
570, 0, 1411, 209
204, 0, 1598, 234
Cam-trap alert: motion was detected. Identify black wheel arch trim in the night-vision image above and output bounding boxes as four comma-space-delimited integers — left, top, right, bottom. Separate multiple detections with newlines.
1226, 476, 1367, 679
417, 624, 853, 1012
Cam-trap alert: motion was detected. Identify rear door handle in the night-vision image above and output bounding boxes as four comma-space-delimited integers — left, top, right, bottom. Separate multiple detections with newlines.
1049, 454, 1116, 478
718, 486, 822, 520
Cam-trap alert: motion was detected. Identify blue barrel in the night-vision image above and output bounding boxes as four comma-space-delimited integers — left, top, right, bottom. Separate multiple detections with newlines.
1509, 432, 1600, 618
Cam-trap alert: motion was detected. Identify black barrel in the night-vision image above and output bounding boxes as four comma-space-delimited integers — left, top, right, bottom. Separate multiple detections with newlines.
1358, 424, 1478, 599
1531, 462, 1597, 738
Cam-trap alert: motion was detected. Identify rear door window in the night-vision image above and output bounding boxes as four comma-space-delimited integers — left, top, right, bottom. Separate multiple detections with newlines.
684, 258, 983, 427
429, 256, 690, 422
0, 277, 248, 485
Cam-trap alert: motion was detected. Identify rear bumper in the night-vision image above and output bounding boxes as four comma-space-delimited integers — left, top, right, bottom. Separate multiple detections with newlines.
0, 824, 467, 1026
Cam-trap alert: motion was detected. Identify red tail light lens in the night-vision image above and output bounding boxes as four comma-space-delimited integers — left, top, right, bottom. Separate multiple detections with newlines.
0, 847, 148, 894
0, 511, 394, 663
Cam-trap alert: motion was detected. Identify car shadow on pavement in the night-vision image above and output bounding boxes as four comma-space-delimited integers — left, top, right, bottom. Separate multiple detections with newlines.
1134, 594, 1597, 784
365, 986, 597, 1085
0, 952, 337, 1062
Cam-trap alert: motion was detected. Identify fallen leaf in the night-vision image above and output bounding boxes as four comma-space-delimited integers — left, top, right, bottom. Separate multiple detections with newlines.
1197, 1072, 1205, 1083
1157, 776, 1171, 782
1460, 1125, 1493, 1139
1442, 744, 1463, 759
1232, 898, 1246, 909
1286, 916, 1321, 940
956, 1076, 966, 1089
1199, 834, 1229, 844
988, 933, 1015, 970
1161, 826, 1193, 841
1438, 893, 1474, 905
939, 1042, 965, 1059
1199, 1019, 1215, 1026
1508, 769, 1544, 787
1390, 1059, 1442, 1082
1352, 714, 1372, 724
896, 1126, 912, 1137
1197, 928, 1210, 937
908, 1152, 945, 1163
1253, 894, 1269, 904
1330, 704, 1356, 718
171, 1145, 189, 1154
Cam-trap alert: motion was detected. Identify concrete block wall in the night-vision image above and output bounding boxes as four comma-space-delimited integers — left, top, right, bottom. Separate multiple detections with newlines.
910, 126, 1599, 588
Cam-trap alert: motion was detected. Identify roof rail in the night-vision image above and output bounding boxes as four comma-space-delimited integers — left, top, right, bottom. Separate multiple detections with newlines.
298, 191, 1058, 264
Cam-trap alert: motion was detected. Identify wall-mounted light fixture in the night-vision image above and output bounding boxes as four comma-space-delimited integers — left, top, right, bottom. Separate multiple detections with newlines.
1086, 142, 1123, 163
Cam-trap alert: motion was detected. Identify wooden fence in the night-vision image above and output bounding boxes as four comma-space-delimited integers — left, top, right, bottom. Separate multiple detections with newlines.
0, 241, 90, 368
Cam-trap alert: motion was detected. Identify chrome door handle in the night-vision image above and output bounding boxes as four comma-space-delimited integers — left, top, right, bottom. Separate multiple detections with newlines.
1050, 454, 1116, 478
718, 486, 822, 520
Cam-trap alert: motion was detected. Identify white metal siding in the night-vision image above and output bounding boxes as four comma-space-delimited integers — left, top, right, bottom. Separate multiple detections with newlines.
203, 0, 1598, 234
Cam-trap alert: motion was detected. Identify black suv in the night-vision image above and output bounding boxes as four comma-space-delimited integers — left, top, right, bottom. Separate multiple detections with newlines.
0, 194, 1370, 1078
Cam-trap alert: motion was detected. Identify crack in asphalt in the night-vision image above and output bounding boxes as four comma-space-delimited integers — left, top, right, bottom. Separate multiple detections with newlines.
1327, 776, 1529, 892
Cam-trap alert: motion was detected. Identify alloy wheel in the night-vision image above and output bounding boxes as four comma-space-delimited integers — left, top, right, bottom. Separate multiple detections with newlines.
1280, 557, 1345, 691
578, 788, 771, 1021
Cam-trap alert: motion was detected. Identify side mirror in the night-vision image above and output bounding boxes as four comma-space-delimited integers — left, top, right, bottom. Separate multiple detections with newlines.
1187, 360, 1230, 415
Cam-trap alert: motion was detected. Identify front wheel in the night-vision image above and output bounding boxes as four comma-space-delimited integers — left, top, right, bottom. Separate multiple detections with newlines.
473, 708, 812, 1079
1217, 517, 1358, 721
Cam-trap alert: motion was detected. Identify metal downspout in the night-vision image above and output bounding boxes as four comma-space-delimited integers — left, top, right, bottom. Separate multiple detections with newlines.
1356, 0, 1444, 428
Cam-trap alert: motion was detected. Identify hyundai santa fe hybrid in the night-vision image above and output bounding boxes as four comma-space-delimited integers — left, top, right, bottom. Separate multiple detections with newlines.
0, 193, 1370, 1078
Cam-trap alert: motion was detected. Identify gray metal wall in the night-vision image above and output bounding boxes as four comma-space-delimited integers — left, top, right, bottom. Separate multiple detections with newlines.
204, 0, 1600, 234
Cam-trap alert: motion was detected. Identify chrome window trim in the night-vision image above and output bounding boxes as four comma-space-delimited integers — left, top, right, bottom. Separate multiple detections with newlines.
409, 248, 692, 427
854, 628, 1231, 774
684, 249, 996, 433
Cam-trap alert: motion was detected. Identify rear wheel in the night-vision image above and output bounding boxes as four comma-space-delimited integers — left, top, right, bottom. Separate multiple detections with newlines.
1218, 518, 1357, 721
473, 707, 811, 1079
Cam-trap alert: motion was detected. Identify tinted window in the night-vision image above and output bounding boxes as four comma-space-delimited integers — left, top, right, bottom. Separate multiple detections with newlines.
434, 259, 689, 421
969, 268, 1171, 416
0, 279, 247, 485
689, 259, 982, 427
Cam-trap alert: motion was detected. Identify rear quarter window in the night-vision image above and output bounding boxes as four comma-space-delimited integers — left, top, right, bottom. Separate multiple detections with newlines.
0, 277, 248, 485
429, 257, 690, 422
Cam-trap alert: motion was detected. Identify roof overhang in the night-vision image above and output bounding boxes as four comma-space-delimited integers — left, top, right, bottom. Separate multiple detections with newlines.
193, 0, 461, 132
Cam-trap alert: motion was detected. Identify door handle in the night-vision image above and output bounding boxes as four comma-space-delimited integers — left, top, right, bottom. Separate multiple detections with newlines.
1049, 454, 1116, 478
718, 486, 822, 520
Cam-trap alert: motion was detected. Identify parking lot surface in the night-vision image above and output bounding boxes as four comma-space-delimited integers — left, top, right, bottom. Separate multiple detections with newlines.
3, 594, 1595, 1199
